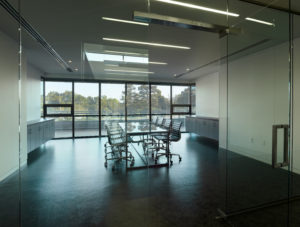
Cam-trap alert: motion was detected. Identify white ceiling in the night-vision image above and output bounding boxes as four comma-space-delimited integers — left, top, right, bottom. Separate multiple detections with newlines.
1, 0, 300, 82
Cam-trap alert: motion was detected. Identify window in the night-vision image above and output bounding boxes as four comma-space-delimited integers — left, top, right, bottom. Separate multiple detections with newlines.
101, 83, 125, 135
44, 81, 73, 138
43, 80, 194, 137
74, 82, 99, 137
127, 84, 150, 124
45, 82, 72, 104
172, 86, 190, 105
151, 85, 170, 114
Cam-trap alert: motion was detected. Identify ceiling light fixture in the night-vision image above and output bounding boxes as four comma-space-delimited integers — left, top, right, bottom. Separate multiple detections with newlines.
155, 0, 239, 17
105, 69, 154, 74
68, 60, 72, 63
245, 17, 275, 26
102, 17, 149, 26
106, 72, 148, 77
149, 61, 167, 65
74, 68, 78, 71
102, 38, 191, 50
104, 50, 147, 56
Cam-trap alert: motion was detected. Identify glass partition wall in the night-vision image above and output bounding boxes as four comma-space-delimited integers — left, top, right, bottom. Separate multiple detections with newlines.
221, 0, 294, 225
0, 0, 22, 226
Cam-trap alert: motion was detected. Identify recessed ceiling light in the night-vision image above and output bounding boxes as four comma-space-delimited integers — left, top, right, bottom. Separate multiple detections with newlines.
186, 68, 190, 71
156, 0, 239, 17
102, 17, 149, 26
149, 61, 168, 65
105, 69, 154, 74
173, 74, 177, 77
104, 50, 147, 56
68, 60, 72, 63
245, 17, 275, 26
74, 68, 78, 71
103, 38, 191, 50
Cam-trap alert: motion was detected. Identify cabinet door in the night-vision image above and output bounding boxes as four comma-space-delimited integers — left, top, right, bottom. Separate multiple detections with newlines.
212, 120, 219, 141
27, 126, 32, 153
50, 120, 55, 139
31, 124, 38, 151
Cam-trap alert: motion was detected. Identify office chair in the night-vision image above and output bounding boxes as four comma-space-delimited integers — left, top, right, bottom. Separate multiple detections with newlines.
104, 124, 134, 170
154, 121, 182, 165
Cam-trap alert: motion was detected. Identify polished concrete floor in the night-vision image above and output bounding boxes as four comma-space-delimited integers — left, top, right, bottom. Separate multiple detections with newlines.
1, 134, 300, 227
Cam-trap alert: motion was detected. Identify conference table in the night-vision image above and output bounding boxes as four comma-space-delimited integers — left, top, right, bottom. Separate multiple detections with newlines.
118, 121, 170, 169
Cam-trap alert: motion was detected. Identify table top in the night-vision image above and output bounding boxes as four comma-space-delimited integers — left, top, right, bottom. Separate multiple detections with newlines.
119, 122, 168, 135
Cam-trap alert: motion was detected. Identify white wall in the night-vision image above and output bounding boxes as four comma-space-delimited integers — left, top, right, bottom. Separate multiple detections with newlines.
0, 30, 27, 181
218, 40, 291, 167
27, 64, 41, 121
195, 72, 219, 118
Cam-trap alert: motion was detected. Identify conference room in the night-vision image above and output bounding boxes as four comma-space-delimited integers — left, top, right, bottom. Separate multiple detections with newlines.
2, 0, 300, 226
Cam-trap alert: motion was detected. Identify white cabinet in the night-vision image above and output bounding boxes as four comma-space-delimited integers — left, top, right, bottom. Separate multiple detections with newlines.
27, 119, 55, 153
186, 116, 219, 141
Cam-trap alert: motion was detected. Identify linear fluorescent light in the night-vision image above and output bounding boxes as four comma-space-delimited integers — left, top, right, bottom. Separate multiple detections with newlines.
105, 69, 154, 74
102, 17, 149, 26
104, 50, 147, 56
103, 38, 191, 50
149, 61, 167, 65
124, 56, 148, 64
106, 72, 148, 77
245, 17, 275, 26
155, 0, 239, 17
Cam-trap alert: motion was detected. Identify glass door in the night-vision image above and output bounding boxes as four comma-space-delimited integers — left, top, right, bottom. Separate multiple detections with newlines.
223, 0, 292, 225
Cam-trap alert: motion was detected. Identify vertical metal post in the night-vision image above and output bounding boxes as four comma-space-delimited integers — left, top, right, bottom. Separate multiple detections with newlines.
72, 81, 75, 138
99, 82, 101, 137
125, 82, 128, 170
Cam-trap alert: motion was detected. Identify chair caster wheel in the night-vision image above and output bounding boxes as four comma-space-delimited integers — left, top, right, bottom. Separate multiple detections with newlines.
104, 162, 107, 168
155, 160, 158, 164
151, 153, 154, 158
170, 160, 173, 165
179, 157, 182, 162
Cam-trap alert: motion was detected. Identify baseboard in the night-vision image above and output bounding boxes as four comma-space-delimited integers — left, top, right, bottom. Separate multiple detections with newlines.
0, 160, 27, 183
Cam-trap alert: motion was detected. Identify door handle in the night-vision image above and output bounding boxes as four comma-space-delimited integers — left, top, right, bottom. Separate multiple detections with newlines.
272, 124, 289, 168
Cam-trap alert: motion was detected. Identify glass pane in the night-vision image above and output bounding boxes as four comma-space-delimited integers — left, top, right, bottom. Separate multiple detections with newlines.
46, 106, 72, 115
53, 117, 73, 138
0, 1, 21, 226
45, 82, 72, 104
225, 0, 290, 223
101, 83, 125, 116
127, 84, 149, 115
151, 85, 170, 114
74, 83, 99, 115
172, 86, 190, 104
173, 106, 190, 113
75, 116, 99, 137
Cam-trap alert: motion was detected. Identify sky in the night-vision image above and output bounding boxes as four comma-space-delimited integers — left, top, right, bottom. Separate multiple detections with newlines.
45, 82, 187, 100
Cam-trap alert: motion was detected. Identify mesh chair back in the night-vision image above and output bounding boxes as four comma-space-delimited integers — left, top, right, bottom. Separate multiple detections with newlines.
152, 116, 158, 124
162, 119, 171, 129
170, 121, 182, 141
157, 117, 164, 126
